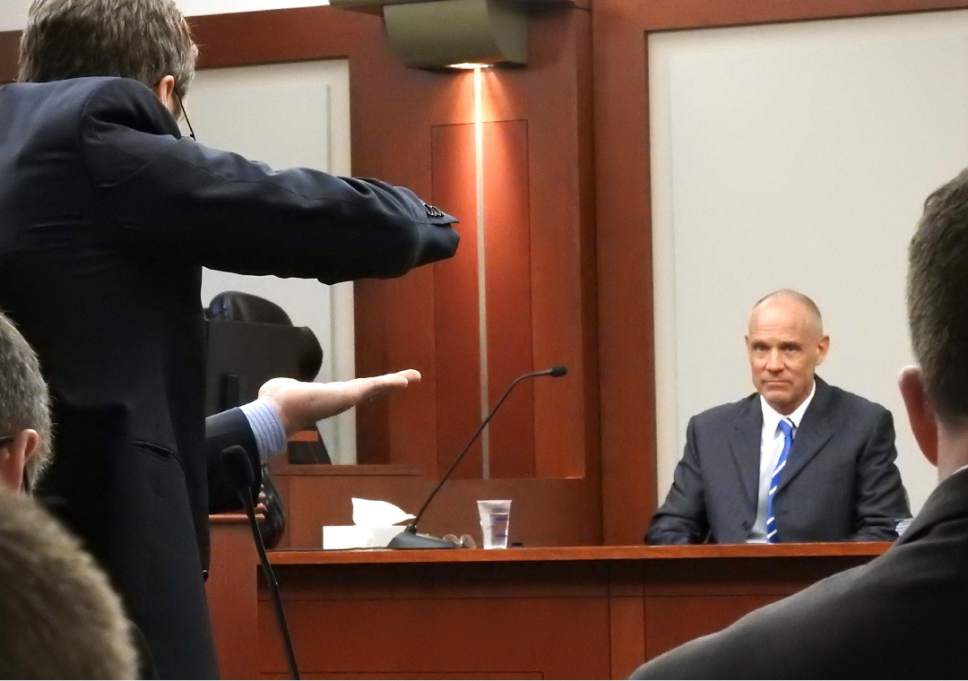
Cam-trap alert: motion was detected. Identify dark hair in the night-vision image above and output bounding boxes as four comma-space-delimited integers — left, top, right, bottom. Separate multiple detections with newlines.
908, 168, 968, 426
18, 0, 198, 99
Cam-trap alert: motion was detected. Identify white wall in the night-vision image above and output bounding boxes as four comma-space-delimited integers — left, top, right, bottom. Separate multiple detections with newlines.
650, 9, 968, 515
0, 1, 329, 31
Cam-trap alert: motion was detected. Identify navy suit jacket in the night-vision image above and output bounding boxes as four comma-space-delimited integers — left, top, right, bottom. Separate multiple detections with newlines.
646, 378, 909, 544
633, 468, 968, 678
0, 77, 457, 678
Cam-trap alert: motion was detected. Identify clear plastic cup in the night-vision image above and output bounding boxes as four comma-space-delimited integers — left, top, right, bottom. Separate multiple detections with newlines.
476, 499, 511, 549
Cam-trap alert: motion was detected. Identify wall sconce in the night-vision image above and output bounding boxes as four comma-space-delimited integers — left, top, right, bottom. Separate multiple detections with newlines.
331, 0, 532, 69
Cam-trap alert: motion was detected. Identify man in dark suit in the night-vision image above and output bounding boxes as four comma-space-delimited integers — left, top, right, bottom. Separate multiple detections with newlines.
0, 1, 458, 677
0, 303, 419, 675
647, 290, 909, 544
632, 169, 968, 678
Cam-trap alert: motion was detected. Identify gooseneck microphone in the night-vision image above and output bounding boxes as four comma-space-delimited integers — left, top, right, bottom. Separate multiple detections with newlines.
388, 365, 567, 549
221, 446, 301, 680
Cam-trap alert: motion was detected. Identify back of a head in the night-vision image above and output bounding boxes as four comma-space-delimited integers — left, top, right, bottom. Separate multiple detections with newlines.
18, 0, 198, 99
0, 490, 137, 678
909, 167, 968, 426
0, 313, 52, 484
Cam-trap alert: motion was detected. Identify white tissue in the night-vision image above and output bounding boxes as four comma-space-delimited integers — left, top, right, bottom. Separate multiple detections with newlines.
351, 497, 415, 527
322, 498, 415, 549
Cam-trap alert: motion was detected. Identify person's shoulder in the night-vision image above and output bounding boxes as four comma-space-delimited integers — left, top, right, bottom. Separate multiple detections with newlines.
818, 378, 891, 419
76, 76, 164, 112
75, 77, 179, 138
691, 393, 757, 428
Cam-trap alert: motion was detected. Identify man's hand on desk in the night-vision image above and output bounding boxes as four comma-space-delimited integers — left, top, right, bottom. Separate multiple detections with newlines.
258, 370, 422, 437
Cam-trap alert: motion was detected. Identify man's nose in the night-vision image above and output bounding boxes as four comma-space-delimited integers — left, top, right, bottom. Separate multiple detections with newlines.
766, 350, 783, 371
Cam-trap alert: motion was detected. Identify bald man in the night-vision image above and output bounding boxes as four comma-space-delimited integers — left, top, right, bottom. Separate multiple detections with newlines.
646, 289, 910, 544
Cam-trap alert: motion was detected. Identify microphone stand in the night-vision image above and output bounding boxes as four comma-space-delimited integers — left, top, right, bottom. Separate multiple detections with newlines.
388, 365, 567, 549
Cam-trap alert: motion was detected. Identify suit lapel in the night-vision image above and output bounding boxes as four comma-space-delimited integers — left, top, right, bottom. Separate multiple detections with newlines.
727, 396, 763, 508
776, 378, 834, 493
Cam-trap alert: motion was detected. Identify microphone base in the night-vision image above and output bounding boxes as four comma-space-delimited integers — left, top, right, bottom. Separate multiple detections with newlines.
387, 530, 459, 549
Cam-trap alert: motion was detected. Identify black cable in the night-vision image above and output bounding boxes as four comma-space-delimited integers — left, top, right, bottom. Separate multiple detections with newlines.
239, 484, 301, 680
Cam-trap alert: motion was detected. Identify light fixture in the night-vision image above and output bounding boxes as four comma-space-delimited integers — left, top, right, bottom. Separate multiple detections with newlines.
331, 0, 534, 69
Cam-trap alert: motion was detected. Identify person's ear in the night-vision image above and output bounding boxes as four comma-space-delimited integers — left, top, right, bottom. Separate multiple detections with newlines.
152, 75, 177, 115
0, 429, 39, 492
816, 335, 830, 365
899, 366, 938, 466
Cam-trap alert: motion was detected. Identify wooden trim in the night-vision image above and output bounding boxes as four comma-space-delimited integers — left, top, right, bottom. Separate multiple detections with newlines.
269, 541, 891, 565
267, 462, 422, 477
592, 0, 968, 544
599, 0, 968, 32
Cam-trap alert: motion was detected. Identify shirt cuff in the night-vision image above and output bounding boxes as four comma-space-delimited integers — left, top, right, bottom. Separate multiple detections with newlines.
239, 399, 288, 463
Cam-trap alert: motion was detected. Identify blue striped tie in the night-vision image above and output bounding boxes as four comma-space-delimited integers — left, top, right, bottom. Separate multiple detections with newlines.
766, 418, 795, 543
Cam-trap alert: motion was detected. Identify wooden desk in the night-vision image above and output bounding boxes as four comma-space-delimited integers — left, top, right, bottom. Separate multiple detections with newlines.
207, 532, 888, 679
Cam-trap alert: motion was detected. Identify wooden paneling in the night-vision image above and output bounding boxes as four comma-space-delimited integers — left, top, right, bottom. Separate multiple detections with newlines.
206, 537, 889, 679
431, 122, 483, 479
0, 31, 16, 82
269, 462, 598, 548
206, 516, 260, 680
430, 118, 535, 479
483, 120, 535, 478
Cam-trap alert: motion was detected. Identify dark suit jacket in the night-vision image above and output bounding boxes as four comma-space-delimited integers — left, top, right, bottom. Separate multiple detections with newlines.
632, 467, 968, 679
646, 378, 909, 544
0, 77, 458, 678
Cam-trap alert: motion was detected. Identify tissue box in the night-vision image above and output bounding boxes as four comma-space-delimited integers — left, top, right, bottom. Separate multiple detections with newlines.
322, 525, 404, 549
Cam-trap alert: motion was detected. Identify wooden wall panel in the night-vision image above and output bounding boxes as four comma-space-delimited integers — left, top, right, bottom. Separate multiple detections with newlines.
206, 516, 259, 679
482, 119, 535, 478
259, 561, 612, 679
430, 118, 535, 479
204, 545, 886, 679
431, 123, 483, 479
266, 461, 599, 548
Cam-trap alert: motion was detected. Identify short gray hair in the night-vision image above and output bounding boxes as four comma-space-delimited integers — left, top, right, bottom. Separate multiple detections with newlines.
0, 313, 52, 483
0, 489, 137, 678
18, 0, 198, 100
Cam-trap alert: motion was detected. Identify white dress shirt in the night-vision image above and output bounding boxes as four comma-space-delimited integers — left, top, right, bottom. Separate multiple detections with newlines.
748, 381, 817, 543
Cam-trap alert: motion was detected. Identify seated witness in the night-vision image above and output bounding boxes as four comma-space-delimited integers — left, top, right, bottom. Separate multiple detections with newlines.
647, 290, 909, 544
632, 167, 968, 679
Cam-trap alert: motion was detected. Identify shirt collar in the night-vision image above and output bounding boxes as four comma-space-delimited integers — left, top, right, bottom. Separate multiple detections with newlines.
760, 380, 816, 434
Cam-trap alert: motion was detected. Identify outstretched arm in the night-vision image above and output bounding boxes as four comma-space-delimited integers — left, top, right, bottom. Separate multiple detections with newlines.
206, 370, 421, 513
258, 369, 421, 439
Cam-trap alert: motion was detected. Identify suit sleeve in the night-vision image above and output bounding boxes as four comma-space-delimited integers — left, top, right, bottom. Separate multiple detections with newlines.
645, 417, 709, 545
79, 79, 459, 283
850, 407, 910, 541
205, 408, 263, 514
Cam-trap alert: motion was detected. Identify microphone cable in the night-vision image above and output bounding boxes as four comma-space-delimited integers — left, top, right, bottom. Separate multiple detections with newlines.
222, 445, 301, 680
